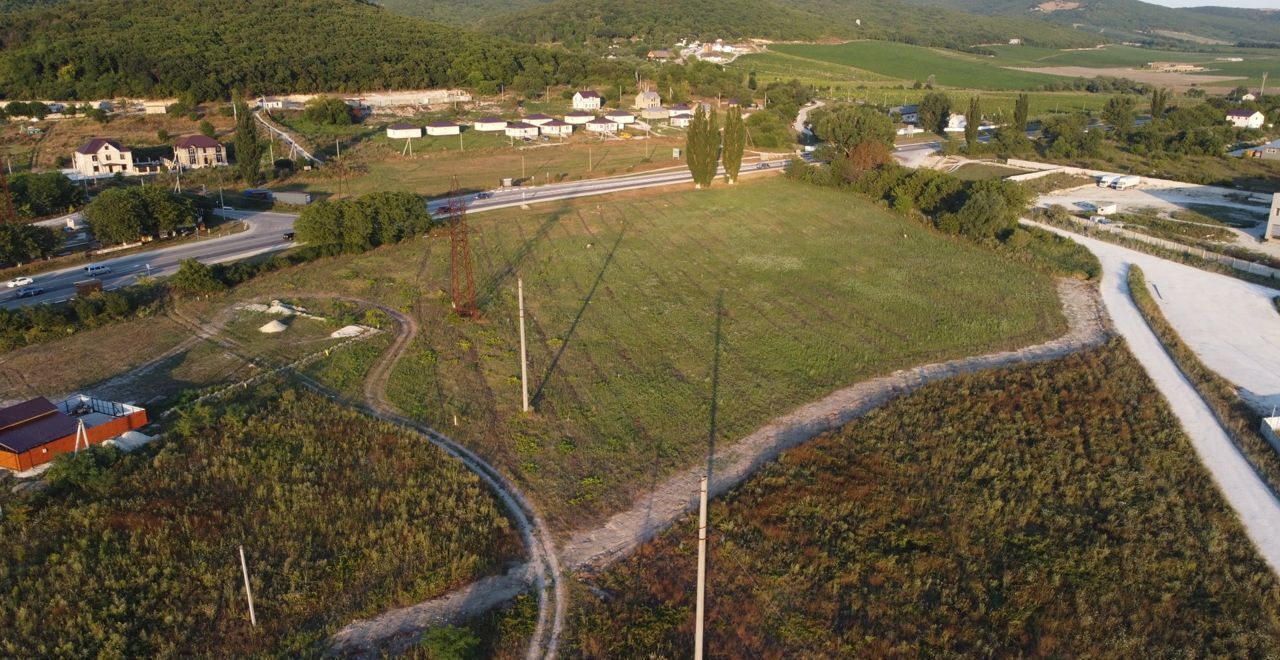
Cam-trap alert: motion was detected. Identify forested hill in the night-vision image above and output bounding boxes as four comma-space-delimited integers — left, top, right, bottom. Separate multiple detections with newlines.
900, 0, 1280, 46
374, 0, 552, 26
478, 0, 1102, 50
0, 0, 589, 100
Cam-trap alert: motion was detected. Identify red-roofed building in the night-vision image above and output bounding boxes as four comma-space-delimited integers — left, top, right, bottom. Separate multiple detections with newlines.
0, 395, 147, 472
72, 138, 134, 177
172, 134, 227, 169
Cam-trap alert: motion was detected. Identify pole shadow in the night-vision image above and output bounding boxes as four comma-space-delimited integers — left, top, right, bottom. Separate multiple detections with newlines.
705, 291, 724, 486
476, 205, 567, 309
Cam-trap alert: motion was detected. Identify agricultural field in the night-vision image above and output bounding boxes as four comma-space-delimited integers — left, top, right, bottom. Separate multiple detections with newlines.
984, 44, 1280, 88
770, 42, 1069, 90
0, 384, 522, 657
566, 343, 1280, 657
225, 176, 1067, 530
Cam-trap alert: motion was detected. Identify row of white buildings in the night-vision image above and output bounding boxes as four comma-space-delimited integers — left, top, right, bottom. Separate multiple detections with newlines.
385, 102, 702, 140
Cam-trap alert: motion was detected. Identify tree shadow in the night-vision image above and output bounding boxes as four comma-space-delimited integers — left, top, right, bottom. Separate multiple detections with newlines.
476, 205, 569, 310
705, 291, 724, 486
529, 225, 626, 408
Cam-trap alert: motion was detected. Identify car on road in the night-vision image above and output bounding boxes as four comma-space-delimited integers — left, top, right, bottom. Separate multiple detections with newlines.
283, 231, 296, 241
15, 286, 44, 298
475, 192, 493, 199
83, 264, 111, 276
5, 276, 33, 288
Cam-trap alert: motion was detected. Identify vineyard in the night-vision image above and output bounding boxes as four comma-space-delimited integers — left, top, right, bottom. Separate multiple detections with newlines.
566, 342, 1280, 656
0, 384, 521, 657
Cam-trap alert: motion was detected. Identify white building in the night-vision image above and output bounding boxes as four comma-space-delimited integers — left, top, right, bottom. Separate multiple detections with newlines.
524, 113, 554, 126
505, 121, 539, 139
572, 90, 603, 111
473, 117, 508, 132
668, 104, 692, 118
1227, 109, 1266, 129
605, 110, 635, 125
426, 120, 461, 136
172, 135, 226, 169
564, 111, 594, 125
640, 106, 668, 121
670, 112, 694, 128
540, 119, 573, 137
944, 113, 967, 132
72, 138, 136, 176
585, 117, 619, 133
634, 90, 662, 110
386, 123, 423, 139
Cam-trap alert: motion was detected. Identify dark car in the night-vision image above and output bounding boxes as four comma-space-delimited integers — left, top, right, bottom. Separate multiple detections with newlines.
475, 192, 493, 199
15, 286, 45, 299
283, 231, 296, 241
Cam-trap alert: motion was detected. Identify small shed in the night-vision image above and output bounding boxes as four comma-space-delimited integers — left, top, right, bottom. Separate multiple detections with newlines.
426, 120, 461, 136
668, 104, 692, 117
564, 111, 594, 125
540, 119, 573, 137
605, 110, 635, 125
670, 112, 694, 128
505, 121, 539, 138
586, 117, 620, 133
473, 117, 508, 132
386, 123, 423, 139
524, 113, 554, 126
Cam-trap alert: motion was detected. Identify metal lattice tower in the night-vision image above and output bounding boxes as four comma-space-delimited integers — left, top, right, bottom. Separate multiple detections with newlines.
447, 176, 478, 318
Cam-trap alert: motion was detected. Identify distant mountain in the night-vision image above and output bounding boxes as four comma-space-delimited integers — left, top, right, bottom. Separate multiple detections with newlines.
900, 0, 1280, 45
477, 0, 1102, 49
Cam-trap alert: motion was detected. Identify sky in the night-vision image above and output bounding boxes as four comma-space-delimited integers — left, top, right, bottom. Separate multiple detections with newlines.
1144, 0, 1277, 7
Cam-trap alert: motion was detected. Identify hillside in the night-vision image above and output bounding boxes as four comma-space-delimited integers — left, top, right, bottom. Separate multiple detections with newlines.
480, 0, 1102, 49
373, 0, 551, 25
0, 0, 586, 100
903, 0, 1280, 46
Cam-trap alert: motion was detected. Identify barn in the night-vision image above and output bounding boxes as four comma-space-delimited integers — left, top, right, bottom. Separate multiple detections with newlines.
0, 395, 147, 472
386, 123, 423, 139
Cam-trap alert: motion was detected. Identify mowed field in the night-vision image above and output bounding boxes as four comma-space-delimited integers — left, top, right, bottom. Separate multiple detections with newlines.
567, 343, 1280, 656
227, 177, 1067, 529
986, 44, 1280, 88
770, 42, 1069, 90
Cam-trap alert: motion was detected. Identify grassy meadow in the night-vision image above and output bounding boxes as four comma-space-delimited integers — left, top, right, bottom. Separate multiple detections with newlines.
770, 42, 1068, 90
0, 384, 522, 657
566, 343, 1280, 657
223, 176, 1066, 529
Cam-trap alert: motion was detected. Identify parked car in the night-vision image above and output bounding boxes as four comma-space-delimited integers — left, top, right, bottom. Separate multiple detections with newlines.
5, 276, 33, 288
15, 286, 44, 298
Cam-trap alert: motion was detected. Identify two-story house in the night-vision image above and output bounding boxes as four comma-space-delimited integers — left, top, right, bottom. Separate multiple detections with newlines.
72, 138, 136, 176
172, 135, 227, 169
572, 90, 603, 111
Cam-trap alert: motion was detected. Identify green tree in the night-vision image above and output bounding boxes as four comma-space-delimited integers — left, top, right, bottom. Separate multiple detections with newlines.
0, 223, 60, 265
964, 97, 980, 149
10, 172, 85, 217
198, 120, 216, 139
157, 128, 170, 143
685, 104, 718, 189
302, 96, 354, 125
747, 71, 757, 91
170, 259, 225, 297
1150, 87, 1169, 120
815, 105, 895, 159
84, 187, 149, 244
721, 106, 745, 184
136, 186, 196, 235
1013, 93, 1029, 133
1102, 95, 1137, 135
919, 92, 951, 134
234, 92, 266, 184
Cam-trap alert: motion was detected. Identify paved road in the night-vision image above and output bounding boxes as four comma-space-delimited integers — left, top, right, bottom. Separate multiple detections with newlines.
2, 160, 792, 310
793, 100, 824, 137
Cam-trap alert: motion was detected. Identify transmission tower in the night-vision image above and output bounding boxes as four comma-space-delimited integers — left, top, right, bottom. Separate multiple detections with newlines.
447, 176, 478, 318
0, 158, 15, 224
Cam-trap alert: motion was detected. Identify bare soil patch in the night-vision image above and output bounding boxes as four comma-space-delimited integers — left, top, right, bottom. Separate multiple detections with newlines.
1008, 65, 1244, 92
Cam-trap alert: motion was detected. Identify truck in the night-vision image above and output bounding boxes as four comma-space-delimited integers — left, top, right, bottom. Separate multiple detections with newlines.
1111, 175, 1141, 190
271, 191, 313, 206
1097, 174, 1120, 188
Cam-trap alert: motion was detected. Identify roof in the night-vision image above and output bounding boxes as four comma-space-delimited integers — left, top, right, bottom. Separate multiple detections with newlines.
173, 134, 221, 148
638, 91, 660, 99
387, 123, 419, 130
475, 116, 506, 123
588, 117, 617, 124
427, 120, 459, 127
0, 397, 78, 454
525, 113, 552, 120
605, 111, 634, 118
506, 121, 536, 129
565, 111, 594, 117
575, 90, 601, 98
543, 119, 570, 127
76, 138, 127, 155
669, 104, 691, 110
1227, 109, 1260, 117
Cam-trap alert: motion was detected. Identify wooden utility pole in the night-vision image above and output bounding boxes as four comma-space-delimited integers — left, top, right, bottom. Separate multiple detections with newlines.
239, 545, 258, 627
694, 475, 709, 660
518, 277, 530, 412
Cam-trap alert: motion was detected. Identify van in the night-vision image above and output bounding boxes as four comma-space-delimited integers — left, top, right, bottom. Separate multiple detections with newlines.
83, 264, 111, 276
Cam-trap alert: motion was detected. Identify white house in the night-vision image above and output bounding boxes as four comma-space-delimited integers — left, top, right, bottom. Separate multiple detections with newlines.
426, 120, 461, 136
505, 121, 539, 139
540, 119, 573, 137
944, 113, 967, 132
1227, 109, 1266, 129
634, 90, 662, 110
564, 111, 594, 125
889, 104, 919, 124
572, 90, 603, 111
668, 104, 692, 118
386, 123, 423, 139
473, 117, 508, 132
605, 110, 635, 125
1240, 92, 1257, 102
524, 113, 554, 126
585, 117, 619, 133
72, 138, 136, 176
670, 112, 694, 128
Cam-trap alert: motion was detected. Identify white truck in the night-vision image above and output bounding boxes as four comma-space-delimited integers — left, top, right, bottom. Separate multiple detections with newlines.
1097, 174, 1120, 188
1111, 175, 1141, 190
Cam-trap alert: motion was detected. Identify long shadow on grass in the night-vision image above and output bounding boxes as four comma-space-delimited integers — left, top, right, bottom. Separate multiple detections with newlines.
529, 225, 626, 408
705, 291, 724, 484
476, 205, 569, 310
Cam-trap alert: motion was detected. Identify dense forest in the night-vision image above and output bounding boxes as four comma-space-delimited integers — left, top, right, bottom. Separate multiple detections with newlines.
0, 385, 521, 656
567, 343, 1280, 656
483, 0, 1101, 50
0, 0, 591, 100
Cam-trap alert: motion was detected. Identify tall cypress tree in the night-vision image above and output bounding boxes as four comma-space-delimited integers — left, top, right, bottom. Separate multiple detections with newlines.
1013, 93, 1029, 133
233, 91, 266, 185
685, 104, 708, 189
965, 96, 980, 149
705, 106, 720, 186
722, 106, 745, 184
1151, 87, 1168, 120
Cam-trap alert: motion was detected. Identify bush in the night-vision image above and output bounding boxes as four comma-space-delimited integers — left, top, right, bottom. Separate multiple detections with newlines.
170, 259, 225, 297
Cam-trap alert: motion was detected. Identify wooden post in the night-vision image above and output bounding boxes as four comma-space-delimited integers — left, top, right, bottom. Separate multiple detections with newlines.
694, 475, 708, 660
519, 277, 529, 412
239, 545, 258, 627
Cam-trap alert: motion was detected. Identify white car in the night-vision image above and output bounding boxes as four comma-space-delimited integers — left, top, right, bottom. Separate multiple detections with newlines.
5, 276, 33, 288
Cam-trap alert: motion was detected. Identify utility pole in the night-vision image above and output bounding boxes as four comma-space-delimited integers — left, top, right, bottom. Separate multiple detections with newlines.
522, 155, 526, 180
694, 475, 709, 660
335, 139, 341, 159
589, 146, 594, 173
518, 277, 529, 412
239, 546, 258, 627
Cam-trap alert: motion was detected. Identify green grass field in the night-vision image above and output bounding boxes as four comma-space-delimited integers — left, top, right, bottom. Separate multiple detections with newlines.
949, 162, 1025, 181
984, 44, 1280, 87
771, 42, 1068, 91
566, 343, 1280, 656
228, 177, 1066, 530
